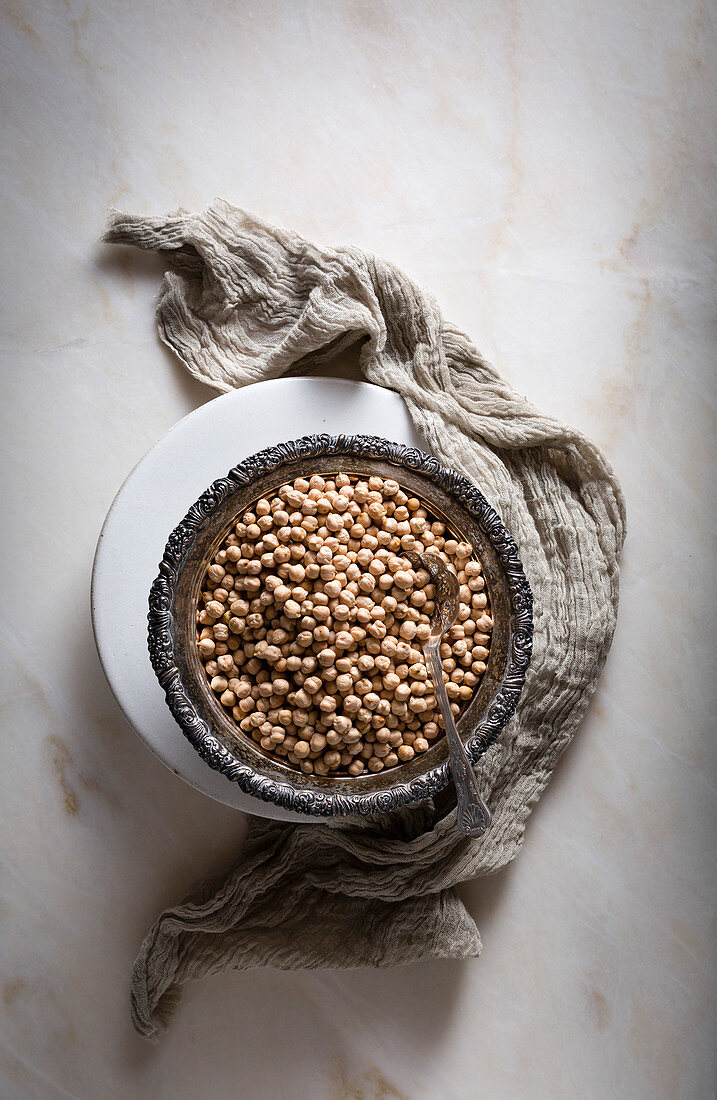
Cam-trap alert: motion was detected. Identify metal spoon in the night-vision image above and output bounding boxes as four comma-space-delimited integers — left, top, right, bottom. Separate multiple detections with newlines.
406, 551, 492, 838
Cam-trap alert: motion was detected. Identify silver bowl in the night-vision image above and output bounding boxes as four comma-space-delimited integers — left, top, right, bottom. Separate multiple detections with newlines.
147, 434, 532, 818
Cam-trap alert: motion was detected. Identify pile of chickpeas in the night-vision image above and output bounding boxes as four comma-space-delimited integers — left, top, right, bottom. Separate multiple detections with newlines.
195, 473, 492, 778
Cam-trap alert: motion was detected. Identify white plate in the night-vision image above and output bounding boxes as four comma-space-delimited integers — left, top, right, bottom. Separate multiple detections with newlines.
91, 377, 422, 818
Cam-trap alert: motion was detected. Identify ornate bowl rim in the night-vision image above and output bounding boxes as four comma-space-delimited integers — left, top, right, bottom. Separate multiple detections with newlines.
147, 434, 533, 817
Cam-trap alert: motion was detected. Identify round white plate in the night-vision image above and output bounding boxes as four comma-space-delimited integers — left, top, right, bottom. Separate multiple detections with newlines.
91, 377, 422, 818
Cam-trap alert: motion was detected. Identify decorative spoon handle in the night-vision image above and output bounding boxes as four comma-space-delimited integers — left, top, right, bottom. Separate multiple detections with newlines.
424, 643, 492, 837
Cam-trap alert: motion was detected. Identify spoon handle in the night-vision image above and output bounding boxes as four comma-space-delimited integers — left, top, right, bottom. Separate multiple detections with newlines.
424, 643, 492, 838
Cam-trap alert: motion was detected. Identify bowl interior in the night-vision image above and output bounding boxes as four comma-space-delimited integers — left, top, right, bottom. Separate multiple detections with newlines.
169, 452, 514, 797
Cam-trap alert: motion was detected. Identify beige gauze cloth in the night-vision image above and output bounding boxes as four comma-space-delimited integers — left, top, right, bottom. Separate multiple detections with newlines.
104, 200, 626, 1041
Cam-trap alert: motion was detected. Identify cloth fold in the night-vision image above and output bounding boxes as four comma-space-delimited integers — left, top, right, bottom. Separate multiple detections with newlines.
104, 200, 625, 1041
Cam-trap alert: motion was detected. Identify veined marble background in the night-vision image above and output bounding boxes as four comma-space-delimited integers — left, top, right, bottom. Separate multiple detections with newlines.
1, 1, 715, 1097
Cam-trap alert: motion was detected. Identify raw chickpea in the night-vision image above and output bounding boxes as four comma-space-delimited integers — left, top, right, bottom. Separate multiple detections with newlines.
343, 694, 362, 715
332, 714, 352, 736
207, 564, 225, 586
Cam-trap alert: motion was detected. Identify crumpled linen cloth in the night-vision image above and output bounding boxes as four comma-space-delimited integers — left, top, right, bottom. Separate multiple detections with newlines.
104, 200, 626, 1041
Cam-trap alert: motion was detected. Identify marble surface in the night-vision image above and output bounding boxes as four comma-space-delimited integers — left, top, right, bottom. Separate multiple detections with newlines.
1, 0, 715, 1097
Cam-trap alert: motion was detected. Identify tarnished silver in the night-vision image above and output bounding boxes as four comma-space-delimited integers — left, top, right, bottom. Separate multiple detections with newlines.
147, 433, 533, 819
406, 551, 492, 838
